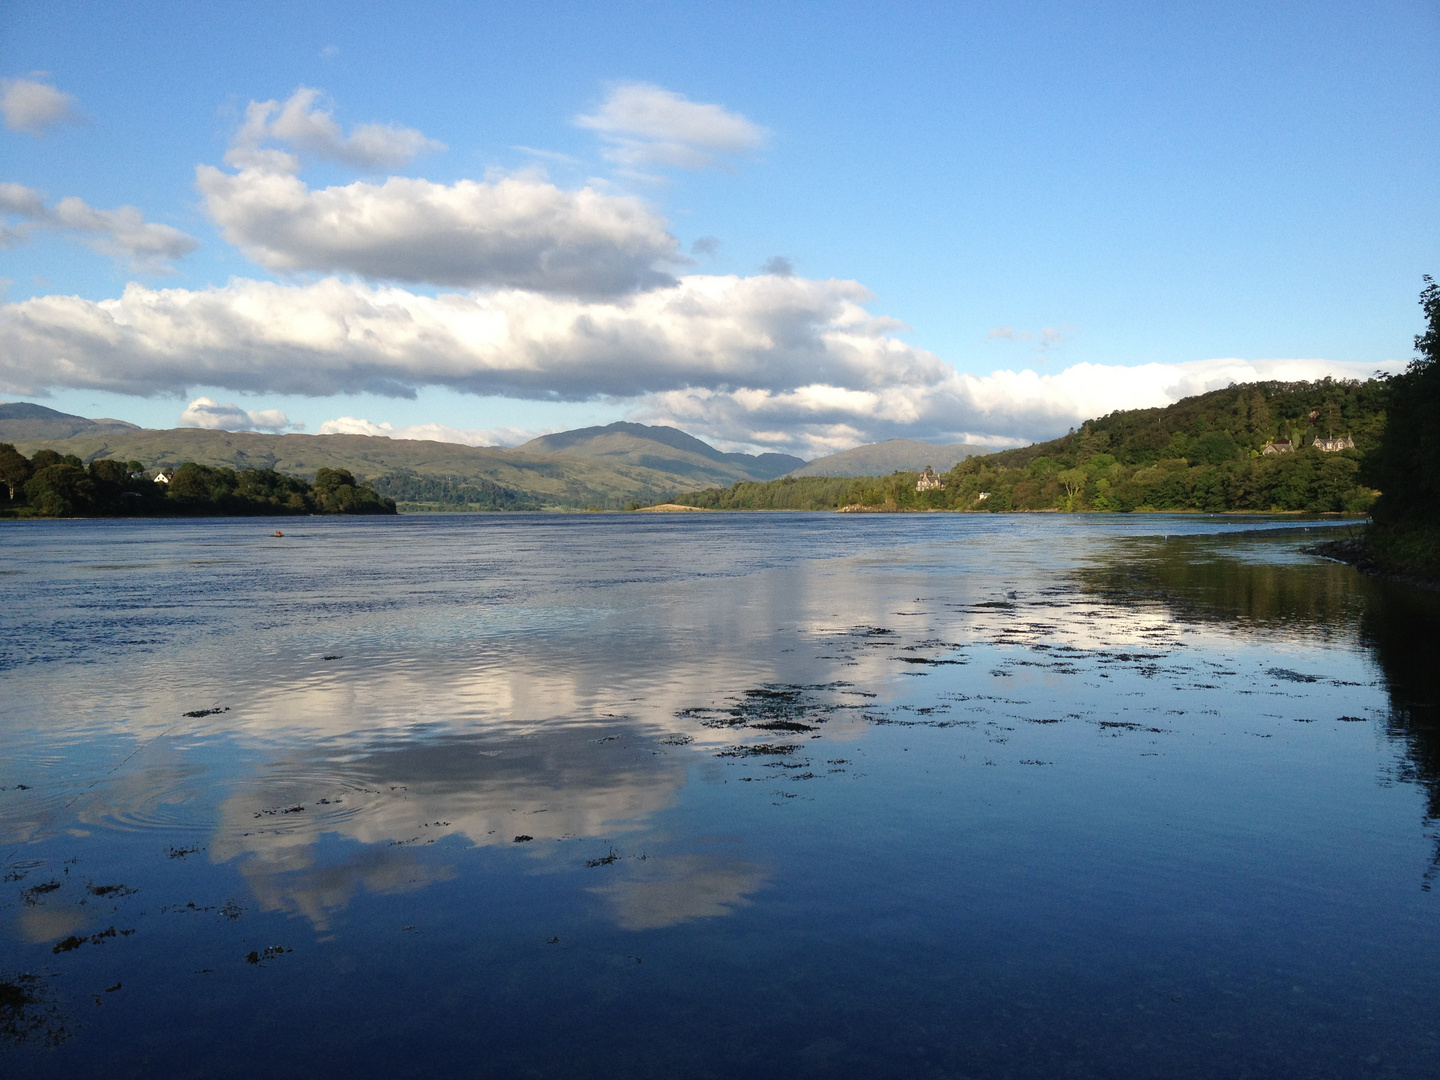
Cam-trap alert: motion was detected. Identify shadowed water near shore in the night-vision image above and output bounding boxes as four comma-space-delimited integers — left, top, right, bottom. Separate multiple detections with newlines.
2, 514, 1438, 1078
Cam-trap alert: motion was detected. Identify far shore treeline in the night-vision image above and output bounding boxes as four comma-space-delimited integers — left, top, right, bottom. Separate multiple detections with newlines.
673, 379, 1382, 514
0, 451, 395, 517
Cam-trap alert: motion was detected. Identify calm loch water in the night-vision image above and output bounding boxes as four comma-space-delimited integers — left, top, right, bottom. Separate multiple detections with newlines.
2, 514, 1438, 1078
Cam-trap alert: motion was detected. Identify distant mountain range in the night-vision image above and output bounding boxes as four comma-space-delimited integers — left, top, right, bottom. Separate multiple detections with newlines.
518, 422, 802, 481
0, 402, 142, 441
790, 438, 992, 477
0, 403, 997, 509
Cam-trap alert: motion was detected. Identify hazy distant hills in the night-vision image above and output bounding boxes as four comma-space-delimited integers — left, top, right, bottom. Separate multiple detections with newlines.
520, 422, 803, 482
0, 408, 804, 509
0, 402, 142, 441
789, 438, 992, 477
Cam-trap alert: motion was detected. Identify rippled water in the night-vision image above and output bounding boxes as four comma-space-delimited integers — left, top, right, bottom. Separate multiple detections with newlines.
3, 514, 1438, 1078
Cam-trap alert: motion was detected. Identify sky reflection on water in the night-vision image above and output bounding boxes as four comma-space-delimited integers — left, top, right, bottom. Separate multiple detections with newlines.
2, 514, 1437, 1078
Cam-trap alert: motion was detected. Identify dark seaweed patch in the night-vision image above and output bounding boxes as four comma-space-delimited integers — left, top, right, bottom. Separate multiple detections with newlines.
87, 883, 136, 898
1268, 668, 1319, 683
678, 683, 846, 732
245, 945, 291, 965
52, 926, 120, 955
20, 880, 62, 905
183, 707, 230, 718
717, 743, 798, 757
1, 973, 69, 1047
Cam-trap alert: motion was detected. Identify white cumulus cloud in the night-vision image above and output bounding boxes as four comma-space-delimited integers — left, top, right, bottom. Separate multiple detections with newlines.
1, 76, 81, 135
179, 396, 299, 433
197, 167, 681, 295
0, 182, 197, 270
226, 86, 445, 172
316, 416, 544, 447
576, 83, 766, 171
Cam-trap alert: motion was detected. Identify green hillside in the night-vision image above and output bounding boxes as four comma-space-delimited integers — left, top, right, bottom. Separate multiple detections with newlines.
670, 379, 1385, 514
787, 438, 991, 477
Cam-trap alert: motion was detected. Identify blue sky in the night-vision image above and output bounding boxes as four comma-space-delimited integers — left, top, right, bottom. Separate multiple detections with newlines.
2, 0, 1436, 456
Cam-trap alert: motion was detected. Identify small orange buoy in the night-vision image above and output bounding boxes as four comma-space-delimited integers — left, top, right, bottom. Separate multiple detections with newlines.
273, 530, 284, 537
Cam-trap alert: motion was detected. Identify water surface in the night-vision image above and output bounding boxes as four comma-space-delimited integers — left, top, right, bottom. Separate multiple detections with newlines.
2, 514, 1438, 1078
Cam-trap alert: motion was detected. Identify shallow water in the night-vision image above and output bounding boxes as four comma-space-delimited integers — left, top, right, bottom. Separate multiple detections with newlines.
2, 513, 1438, 1078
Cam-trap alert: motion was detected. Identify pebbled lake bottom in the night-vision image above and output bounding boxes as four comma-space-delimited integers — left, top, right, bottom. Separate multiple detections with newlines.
2, 513, 1438, 1079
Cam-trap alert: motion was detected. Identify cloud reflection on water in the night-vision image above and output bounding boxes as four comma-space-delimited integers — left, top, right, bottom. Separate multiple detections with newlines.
589, 853, 768, 930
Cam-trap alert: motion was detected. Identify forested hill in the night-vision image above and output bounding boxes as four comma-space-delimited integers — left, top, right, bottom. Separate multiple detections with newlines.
671, 379, 1386, 513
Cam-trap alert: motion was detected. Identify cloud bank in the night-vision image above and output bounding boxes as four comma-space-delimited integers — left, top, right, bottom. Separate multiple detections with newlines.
0, 272, 1393, 456
0, 182, 197, 271
0, 273, 924, 400
634, 357, 1397, 456
316, 416, 543, 447
1, 76, 81, 135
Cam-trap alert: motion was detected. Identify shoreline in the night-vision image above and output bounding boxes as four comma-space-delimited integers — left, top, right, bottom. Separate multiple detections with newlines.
1305, 527, 1440, 592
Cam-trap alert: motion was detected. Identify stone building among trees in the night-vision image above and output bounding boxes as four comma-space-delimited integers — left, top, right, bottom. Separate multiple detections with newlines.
916, 466, 945, 491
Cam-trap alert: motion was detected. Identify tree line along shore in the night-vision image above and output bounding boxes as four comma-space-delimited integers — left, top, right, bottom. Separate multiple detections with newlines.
0, 451, 395, 517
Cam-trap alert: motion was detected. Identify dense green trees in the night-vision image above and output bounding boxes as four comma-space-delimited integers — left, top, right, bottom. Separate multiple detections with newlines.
1338, 276, 1440, 577
674, 379, 1383, 514
1366, 276, 1440, 526
367, 471, 540, 511
311, 468, 396, 514
0, 447, 395, 518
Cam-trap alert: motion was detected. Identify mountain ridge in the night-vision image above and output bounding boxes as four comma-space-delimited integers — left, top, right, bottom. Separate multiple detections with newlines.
518, 422, 804, 480
789, 438, 993, 477
0, 402, 143, 441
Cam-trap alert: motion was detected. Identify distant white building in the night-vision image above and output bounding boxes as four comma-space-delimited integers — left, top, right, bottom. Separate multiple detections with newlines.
1261, 439, 1294, 455
1313, 436, 1355, 452
153, 469, 173, 485
916, 466, 945, 492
